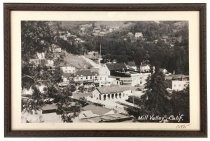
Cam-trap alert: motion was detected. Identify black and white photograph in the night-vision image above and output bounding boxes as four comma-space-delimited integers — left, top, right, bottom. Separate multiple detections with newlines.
21, 20, 189, 123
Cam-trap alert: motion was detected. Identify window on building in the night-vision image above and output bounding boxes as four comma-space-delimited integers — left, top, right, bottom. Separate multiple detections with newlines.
90, 76, 92, 79
112, 94, 114, 99
115, 93, 118, 99
99, 95, 101, 100
104, 95, 106, 100
86, 76, 88, 79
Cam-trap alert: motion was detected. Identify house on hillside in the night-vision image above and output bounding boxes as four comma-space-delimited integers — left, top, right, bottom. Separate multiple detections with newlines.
127, 32, 134, 37
49, 44, 62, 59
36, 52, 45, 59
29, 59, 45, 66
60, 66, 76, 74
45, 60, 54, 68
22, 87, 33, 96
140, 64, 151, 73
36, 83, 48, 94
135, 32, 143, 38
126, 61, 137, 71
29, 52, 46, 66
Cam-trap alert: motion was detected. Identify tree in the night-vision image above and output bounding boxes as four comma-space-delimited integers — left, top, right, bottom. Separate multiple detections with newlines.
143, 71, 172, 116
170, 86, 190, 122
51, 67, 63, 84
22, 85, 44, 113
21, 21, 54, 62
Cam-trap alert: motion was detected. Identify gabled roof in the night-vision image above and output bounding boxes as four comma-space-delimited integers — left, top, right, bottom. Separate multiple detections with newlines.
96, 85, 136, 94
76, 69, 99, 76
106, 63, 127, 71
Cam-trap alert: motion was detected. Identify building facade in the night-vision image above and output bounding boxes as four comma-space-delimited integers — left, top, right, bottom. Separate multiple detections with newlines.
60, 66, 76, 74
92, 86, 135, 102
172, 80, 189, 91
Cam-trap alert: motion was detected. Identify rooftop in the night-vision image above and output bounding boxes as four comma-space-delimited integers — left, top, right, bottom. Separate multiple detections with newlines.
165, 74, 189, 80
76, 69, 99, 76
63, 73, 74, 77
42, 103, 58, 111
106, 63, 127, 71
96, 85, 136, 94
80, 113, 131, 123
82, 104, 112, 116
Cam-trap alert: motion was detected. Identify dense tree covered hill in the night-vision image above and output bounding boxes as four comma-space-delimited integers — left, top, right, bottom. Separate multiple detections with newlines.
21, 21, 189, 74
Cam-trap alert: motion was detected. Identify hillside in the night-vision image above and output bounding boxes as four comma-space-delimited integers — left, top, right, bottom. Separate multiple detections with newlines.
21, 21, 189, 74
63, 53, 92, 69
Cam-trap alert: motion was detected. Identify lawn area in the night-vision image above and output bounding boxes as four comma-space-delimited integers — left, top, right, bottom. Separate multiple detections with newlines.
63, 53, 92, 69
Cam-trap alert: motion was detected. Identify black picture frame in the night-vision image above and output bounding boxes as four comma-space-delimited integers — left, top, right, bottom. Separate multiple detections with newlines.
4, 3, 207, 137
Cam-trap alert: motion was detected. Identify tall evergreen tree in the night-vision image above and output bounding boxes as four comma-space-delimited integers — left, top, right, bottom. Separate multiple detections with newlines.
143, 71, 172, 116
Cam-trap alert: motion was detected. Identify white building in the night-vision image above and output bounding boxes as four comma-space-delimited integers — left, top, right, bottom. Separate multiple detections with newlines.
49, 44, 62, 53
172, 80, 189, 91
166, 74, 189, 91
29, 52, 46, 66
45, 60, 54, 67
139, 73, 151, 87
53, 47, 62, 53
36, 83, 48, 94
36, 52, 45, 59
29, 59, 45, 66
127, 32, 134, 37
126, 61, 137, 71
135, 32, 143, 38
60, 66, 76, 74
130, 73, 141, 86
140, 64, 150, 73
98, 65, 111, 87
74, 69, 99, 83
92, 85, 136, 102
22, 87, 33, 97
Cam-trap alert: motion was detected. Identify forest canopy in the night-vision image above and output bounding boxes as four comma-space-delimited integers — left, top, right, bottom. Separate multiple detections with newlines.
21, 21, 189, 74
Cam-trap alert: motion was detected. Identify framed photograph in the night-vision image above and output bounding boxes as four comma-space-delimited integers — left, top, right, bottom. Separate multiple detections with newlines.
4, 3, 207, 137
